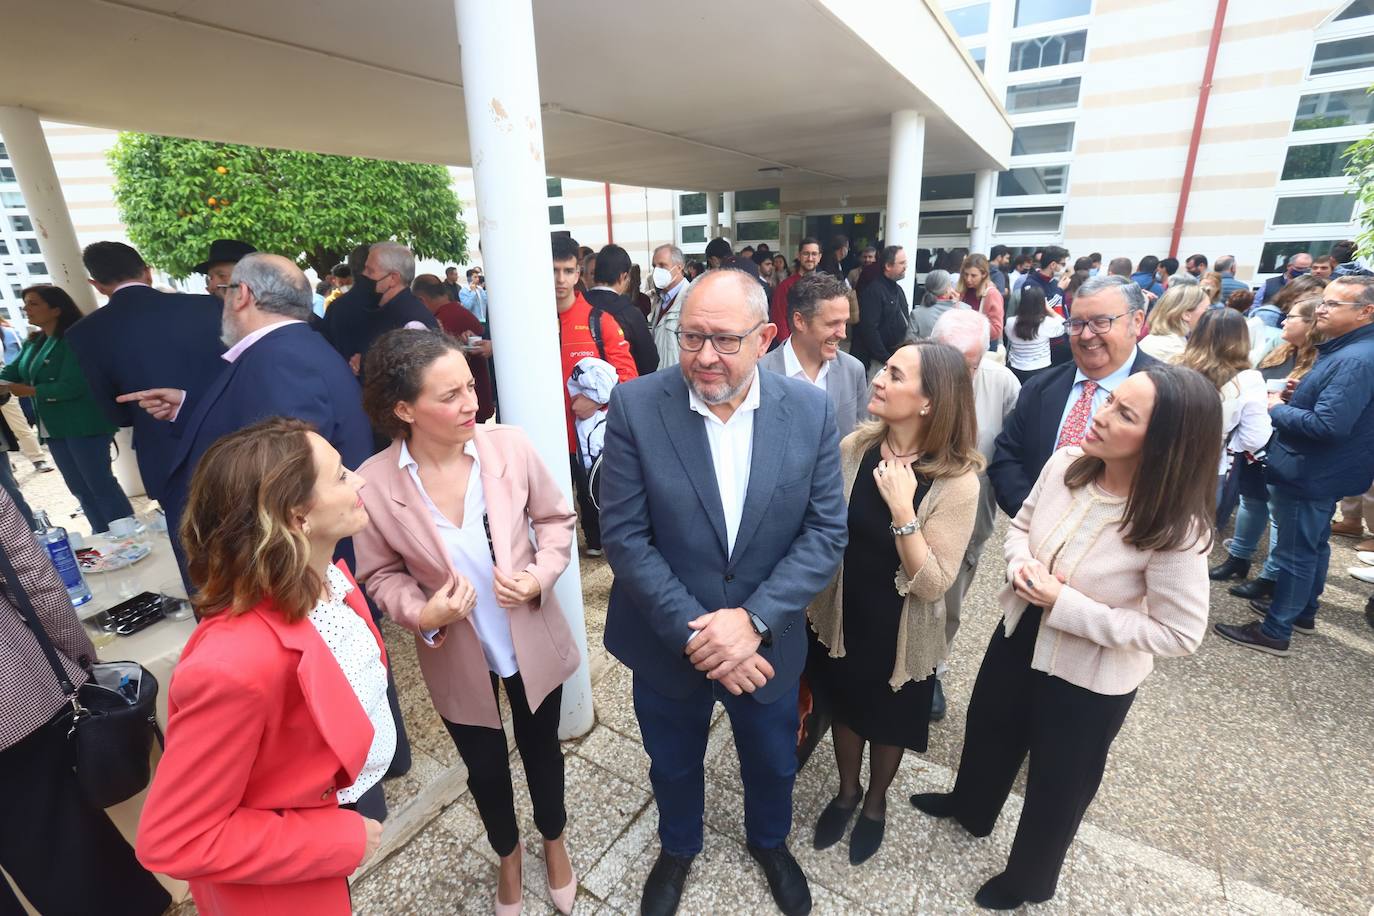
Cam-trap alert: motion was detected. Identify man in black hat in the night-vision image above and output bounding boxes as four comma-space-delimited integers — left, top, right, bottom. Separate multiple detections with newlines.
705, 237, 733, 270
196, 239, 257, 301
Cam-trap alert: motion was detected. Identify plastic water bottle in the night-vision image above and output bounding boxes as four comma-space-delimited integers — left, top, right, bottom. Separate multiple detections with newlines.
34, 510, 92, 607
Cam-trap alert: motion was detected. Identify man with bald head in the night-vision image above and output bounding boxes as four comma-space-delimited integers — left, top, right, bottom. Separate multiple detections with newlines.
601, 268, 847, 916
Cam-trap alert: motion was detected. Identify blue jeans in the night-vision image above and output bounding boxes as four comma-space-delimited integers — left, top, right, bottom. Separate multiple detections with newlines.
0, 455, 35, 529
47, 435, 133, 534
632, 673, 799, 857
1262, 486, 1333, 641
1229, 493, 1277, 569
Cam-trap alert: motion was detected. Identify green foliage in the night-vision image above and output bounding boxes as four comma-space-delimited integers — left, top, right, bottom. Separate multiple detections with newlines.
108, 133, 466, 278
1346, 121, 1374, 259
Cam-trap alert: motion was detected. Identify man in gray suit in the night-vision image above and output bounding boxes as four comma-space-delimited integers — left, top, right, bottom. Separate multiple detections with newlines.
758, 272, 868, 439
601, 269, 848, 916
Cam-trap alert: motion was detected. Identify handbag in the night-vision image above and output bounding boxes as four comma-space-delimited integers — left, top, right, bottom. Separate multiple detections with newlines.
0, 545, 163, 809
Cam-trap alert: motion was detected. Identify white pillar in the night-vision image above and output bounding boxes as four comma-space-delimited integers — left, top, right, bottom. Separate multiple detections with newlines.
970, 168, 997, 255
454, 0, 593, 738
723, 190, 736, 244
885, 110, 925, 306
981, 0, 1015, 100
706, 191, 719, 240
0, 107, 97, 313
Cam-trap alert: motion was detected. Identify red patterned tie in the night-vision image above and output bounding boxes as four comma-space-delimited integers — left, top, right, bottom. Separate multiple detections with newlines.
1057, 380, 1098, 449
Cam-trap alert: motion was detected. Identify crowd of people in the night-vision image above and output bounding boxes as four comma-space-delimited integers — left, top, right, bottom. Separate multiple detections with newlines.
1, 224, 1372, 916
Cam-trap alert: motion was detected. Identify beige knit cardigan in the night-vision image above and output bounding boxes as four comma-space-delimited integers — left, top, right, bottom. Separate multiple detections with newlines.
807, 432, 980, 689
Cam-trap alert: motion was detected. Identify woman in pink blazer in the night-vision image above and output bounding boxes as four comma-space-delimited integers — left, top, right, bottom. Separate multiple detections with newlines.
355, 329, 580, 916
137, 418, 391, 915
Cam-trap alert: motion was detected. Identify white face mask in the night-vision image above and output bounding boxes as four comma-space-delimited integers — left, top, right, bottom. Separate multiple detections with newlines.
652, 266, 674, 289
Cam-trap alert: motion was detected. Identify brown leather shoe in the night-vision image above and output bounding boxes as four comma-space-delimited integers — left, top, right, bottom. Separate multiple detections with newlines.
1358, 538, 1374, 552
1331, 518, 1365, 538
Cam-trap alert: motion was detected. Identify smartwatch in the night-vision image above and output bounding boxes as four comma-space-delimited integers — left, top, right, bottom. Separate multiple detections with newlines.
746, 611, 773, 647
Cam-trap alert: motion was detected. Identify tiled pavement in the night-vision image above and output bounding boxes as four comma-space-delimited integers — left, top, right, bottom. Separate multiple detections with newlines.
14, 463, 1373, 914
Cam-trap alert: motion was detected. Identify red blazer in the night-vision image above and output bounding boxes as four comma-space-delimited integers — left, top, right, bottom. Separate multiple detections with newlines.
137, 561, 383, 916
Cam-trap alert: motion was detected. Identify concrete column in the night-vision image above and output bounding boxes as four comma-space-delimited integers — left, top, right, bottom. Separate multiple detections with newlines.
723, 190, 736, 243
885, 110, 925, 306
454, 0, 593, 738
970, 168, 997, 255
981, 0, 1015, 99
0, 107, 97, 313
706, 190, 719, 240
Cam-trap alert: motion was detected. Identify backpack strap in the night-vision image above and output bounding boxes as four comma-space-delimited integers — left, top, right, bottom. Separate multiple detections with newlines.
588, 306, 608, 361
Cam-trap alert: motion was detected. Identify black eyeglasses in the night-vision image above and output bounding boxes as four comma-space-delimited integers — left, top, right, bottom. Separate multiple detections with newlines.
1065, 312, 1129, 336
674, 320, 765, 354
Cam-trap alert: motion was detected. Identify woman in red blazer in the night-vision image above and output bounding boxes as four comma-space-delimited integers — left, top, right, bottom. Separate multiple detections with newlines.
355, 330, 580, 916
137, 418, 392, 916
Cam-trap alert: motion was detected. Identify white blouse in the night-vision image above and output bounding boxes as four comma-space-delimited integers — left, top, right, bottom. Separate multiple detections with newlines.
1005, 313, 1066, 371
308, 564, 396, 804
1219, 368, 1272, 474
400, 440, 518, 677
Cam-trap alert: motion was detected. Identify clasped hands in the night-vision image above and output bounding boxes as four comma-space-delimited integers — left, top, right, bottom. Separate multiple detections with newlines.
1010, 559, 1067, 609
686, 607, 773, 696
416, 568, 543, 630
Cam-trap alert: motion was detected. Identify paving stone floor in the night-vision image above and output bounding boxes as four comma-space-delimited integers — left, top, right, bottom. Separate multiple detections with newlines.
15, 461, 1372, 915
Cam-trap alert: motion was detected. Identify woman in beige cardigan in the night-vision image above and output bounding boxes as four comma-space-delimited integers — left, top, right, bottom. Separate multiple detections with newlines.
912, 365, 1220, 910
807, 339, 983, 865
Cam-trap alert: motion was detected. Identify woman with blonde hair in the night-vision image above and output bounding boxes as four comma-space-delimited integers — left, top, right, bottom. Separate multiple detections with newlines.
1212, 296, 1322, 584
956, 253, 1005, 347
1138, 285, 1208, 363
138, 418, 390, 915
807, 339, 983, 864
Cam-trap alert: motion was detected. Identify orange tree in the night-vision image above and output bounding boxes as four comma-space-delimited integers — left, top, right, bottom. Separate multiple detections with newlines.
109, 132, 466, 278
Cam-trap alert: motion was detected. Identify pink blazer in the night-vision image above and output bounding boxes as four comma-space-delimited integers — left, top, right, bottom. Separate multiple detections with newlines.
353, 425, 580, 728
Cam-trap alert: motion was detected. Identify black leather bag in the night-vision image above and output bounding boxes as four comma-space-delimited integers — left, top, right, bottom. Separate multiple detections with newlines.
0, 546, 162, 809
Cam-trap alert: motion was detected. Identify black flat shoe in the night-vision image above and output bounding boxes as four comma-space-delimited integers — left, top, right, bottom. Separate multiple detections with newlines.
747, 843, 811, 916
974, 874, 1025, 911
847, 814, 885, 865
1208, 556, 1250, 581
929, 678, 947, 722
1229, 577, 1275, 600
812, 793, 860, 850
910, 791, 957, 818
640, 850, 694, 916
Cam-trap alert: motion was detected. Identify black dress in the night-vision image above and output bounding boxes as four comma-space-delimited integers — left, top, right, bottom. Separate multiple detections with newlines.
810, 446, 935, 751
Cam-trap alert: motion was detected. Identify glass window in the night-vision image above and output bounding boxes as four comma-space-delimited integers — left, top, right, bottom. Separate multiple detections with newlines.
548, 205, 564, 225
1009, 30, 1087, 72
679, 192, 706, 216
922, 173, 975, 201
993, 207, 1064, 234
736, 220, 780, 241
25, 261, 47, 276
734, 188, 779, 211
1281, 141, 1354, 180
1014, 0, 1091, 28
1011, 122, 1076, 155
0, 167, 14, 183
1336, 0, 1374, 20
1293, 88, 1374, 131
16, 238, 40, 255
946, 3, 990, 36
681, 225, 707, 244
546, 177, 563, 197
1005, 77, 1081, 114
0, 241, 8, 255
1272, 193, 1357, 225
1311, 36, 1374, 76
1259, 240, 1339, 273
0, 192, 23, 208
998, 165, 1070, 196
919, 212, 971, 235
10, 216, 32, 232
969, 46, 987, 71
10, 285, 22, 299
0, 142, 7, 159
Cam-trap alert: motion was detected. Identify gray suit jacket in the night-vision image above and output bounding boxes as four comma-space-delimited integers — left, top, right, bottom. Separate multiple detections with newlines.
600, 367, 848, 702
758, 345, 869, 440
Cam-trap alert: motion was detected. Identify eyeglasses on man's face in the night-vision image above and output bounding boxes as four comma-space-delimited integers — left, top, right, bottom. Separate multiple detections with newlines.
674, 320, 765, 354
1065, 312, 1129, 336
1316, 299, 1366, 312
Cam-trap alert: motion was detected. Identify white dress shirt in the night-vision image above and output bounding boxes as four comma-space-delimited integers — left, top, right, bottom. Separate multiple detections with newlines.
308, 564, 396, 804
400, 439, 518, 677
781, 338, 830, 391
687, 368, 761, 557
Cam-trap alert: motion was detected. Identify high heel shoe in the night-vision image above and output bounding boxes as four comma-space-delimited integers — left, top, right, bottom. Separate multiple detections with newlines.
545, 836, 577, 914
494, 846, 523, 916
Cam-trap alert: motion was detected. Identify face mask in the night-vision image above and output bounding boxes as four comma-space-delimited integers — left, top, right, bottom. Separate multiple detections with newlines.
652, 266, 673, 289
353, 272, 381, 308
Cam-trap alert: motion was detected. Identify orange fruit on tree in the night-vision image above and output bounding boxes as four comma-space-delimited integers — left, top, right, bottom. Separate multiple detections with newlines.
207, 196, 217, 205
216, 166, 228, 175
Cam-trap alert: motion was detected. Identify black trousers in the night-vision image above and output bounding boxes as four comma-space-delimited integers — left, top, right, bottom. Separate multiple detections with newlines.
569, 453, 600, 550
339, 773, 389, 822
0, 713, 170, 916
948, 607, 1136, 902
442, 671, 566, 857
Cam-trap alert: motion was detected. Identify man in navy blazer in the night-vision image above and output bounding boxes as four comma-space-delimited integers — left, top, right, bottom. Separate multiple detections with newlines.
600, 269, 847, 916
989, 274, 1161, 518
67, 242, 225, 502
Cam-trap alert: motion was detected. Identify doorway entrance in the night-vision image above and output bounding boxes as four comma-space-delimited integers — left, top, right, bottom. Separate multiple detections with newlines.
804, 212, 881, 255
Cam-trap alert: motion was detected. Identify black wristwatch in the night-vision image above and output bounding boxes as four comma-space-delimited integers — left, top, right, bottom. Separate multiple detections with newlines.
747, 611, 773, 647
